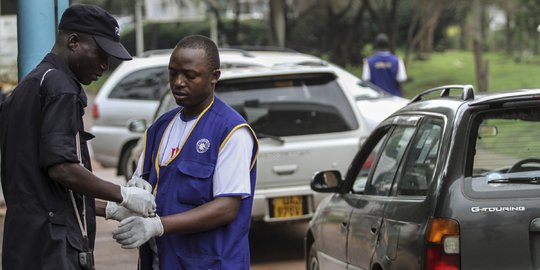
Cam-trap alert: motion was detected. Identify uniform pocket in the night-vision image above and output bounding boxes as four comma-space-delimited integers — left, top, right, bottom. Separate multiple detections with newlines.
176, 160, 215, 205
176, 254, 221, 270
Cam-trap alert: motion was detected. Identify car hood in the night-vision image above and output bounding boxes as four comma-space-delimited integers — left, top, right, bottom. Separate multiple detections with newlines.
356, 96, 408, 129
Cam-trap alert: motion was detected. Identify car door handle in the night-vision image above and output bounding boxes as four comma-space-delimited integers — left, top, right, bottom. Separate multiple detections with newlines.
341, 222, 348, 233
370, 224, 379, 234
272, 164, 298, 175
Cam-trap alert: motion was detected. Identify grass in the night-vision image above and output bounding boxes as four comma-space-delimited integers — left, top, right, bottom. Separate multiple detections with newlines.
347, 50, 540, 99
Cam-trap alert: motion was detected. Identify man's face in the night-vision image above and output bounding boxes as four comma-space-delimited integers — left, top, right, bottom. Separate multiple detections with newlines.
67, 33, 109, 85
168, 47, 220, 116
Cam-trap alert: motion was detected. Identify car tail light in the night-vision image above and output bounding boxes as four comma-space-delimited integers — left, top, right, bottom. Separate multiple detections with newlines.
425, 217, 460, 270
92, 103, 99, 119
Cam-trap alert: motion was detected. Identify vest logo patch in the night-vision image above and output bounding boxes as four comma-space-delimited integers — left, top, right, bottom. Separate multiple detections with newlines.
196, 138, 210, 153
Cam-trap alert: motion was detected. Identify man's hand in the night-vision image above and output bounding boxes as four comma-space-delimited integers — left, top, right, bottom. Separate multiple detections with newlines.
126, 176, 153, 192
112, 216, 164, 249
105, 201, 139, 221
119, 186, 156, 217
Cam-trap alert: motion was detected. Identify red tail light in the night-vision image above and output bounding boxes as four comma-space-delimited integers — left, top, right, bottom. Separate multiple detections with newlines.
425, 218, 460, 270
92, 103, 99, 119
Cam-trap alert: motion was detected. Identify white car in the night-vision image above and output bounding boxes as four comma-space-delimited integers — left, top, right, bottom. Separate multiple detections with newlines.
90, 49, 407, 182
126, 63, 407, 223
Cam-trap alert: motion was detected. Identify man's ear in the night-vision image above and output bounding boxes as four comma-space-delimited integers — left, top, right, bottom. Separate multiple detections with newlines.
211, 69, 221, 84
66, 33, 80, 51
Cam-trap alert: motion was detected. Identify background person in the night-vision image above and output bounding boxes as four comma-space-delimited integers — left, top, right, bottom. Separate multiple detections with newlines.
0, 4, 155, 269
362, 33, 408, 97
112, 35, 259, 270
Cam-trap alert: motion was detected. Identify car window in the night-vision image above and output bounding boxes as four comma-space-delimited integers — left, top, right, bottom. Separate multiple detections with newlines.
215, 73, 358, 136
465, 107, 540, 199
364, 126, 416, 196
394, 119, 443, 196
351, 133, 388, 193
154, 91, 177, 120
108, 67, 168, 100
352, 81, 388, 100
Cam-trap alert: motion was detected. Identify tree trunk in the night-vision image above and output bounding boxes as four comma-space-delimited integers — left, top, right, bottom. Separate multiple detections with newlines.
405, 0, 443, 61
504, 10, 513, 54
269, 0, 287, 47
473, 39, 489, 92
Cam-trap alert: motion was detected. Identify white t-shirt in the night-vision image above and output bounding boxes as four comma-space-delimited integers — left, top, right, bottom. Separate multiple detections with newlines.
134, 112, 254, 198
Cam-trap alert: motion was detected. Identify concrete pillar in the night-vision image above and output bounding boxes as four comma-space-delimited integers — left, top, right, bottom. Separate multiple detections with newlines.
135, 0, 144, 56
17, 0, 68, 79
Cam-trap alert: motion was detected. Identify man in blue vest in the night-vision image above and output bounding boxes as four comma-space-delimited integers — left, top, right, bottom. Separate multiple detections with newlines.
362, 33, 407, 97
112, 35, 258, 270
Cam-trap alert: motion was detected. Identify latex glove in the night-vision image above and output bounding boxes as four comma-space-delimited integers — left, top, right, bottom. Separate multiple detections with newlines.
112, 215, 164, 249
105, 201, 139, 221
126, 176, 153, 193
120, 186, 156, 217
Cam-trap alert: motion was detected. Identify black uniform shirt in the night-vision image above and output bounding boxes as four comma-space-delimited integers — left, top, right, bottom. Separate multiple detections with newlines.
0, 53, 96, 269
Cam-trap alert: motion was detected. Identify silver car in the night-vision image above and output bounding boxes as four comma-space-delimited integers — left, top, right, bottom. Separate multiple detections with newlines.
306, 85, 540, 269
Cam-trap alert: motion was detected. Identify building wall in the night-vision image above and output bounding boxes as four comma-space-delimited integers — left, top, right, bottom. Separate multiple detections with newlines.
0, 15, 17, 86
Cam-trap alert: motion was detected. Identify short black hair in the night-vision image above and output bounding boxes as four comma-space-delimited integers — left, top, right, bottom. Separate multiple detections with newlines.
375, 33, 389, 50
175, 35, 220, 70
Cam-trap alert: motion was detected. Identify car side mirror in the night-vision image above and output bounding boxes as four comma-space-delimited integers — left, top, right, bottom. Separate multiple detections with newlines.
311, 170, 343, 193
128, 119, 147, 133
478, 124, 497, 139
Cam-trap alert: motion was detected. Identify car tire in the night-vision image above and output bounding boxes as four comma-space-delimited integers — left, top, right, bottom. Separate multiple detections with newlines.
119, 142, 137, 181
308, 242, 319, 270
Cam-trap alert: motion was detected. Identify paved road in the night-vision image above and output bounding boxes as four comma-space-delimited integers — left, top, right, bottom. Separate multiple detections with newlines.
0, 165, 306, 269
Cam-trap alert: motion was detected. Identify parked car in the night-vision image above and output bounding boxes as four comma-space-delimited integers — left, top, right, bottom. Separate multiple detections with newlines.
91, 48, 407, 179
305, 85, 540, 270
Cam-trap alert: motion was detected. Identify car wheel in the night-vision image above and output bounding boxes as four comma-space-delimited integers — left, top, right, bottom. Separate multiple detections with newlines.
308, 242, 319, 270
119, 142, 137, 181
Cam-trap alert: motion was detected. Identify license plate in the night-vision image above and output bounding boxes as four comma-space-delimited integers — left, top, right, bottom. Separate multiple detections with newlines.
271, 196, 304, 218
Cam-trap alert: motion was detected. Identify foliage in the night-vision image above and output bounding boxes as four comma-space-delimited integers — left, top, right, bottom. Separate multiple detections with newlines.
121, 21, 209, 55
118, 19, 270, 55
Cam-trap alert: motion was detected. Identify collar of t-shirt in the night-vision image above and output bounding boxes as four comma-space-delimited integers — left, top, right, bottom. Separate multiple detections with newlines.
159, 112, 196, 165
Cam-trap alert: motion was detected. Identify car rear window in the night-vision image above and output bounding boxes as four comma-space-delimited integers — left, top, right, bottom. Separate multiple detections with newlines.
109, 67, 168, 100
464, 106, 540, 199
215, 73, 358, 136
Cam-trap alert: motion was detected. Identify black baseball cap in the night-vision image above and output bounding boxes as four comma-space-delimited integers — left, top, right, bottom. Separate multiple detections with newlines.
59, 4, 132, 60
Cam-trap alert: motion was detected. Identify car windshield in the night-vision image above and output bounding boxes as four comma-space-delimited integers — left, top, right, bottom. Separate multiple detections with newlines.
465, 107, 540, 198
215, 73, 358, 137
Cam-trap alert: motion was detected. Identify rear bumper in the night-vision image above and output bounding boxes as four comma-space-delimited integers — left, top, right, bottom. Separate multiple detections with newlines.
251, 185, 329, 223
90, 125, 142, 168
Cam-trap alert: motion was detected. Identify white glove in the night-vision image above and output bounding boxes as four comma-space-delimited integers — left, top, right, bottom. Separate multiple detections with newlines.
105, 201, 139, 221
126, 176, 153, 192
119, 186, 156, 217
112, 215, 164, 249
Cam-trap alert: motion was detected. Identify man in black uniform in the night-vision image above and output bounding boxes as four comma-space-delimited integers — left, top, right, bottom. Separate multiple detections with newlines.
0, 4, 156, 269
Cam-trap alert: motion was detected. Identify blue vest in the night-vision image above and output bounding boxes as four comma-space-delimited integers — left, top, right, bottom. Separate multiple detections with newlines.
367, 51, 402, 96
138, 97, 258, 270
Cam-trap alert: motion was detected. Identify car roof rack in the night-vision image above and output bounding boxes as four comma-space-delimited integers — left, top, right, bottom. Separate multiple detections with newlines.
218, 48, 255, 57
140, 49, 173, 57
410, 84, 475, 103
224, 45, 298, 53
139, 48, 256, 58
